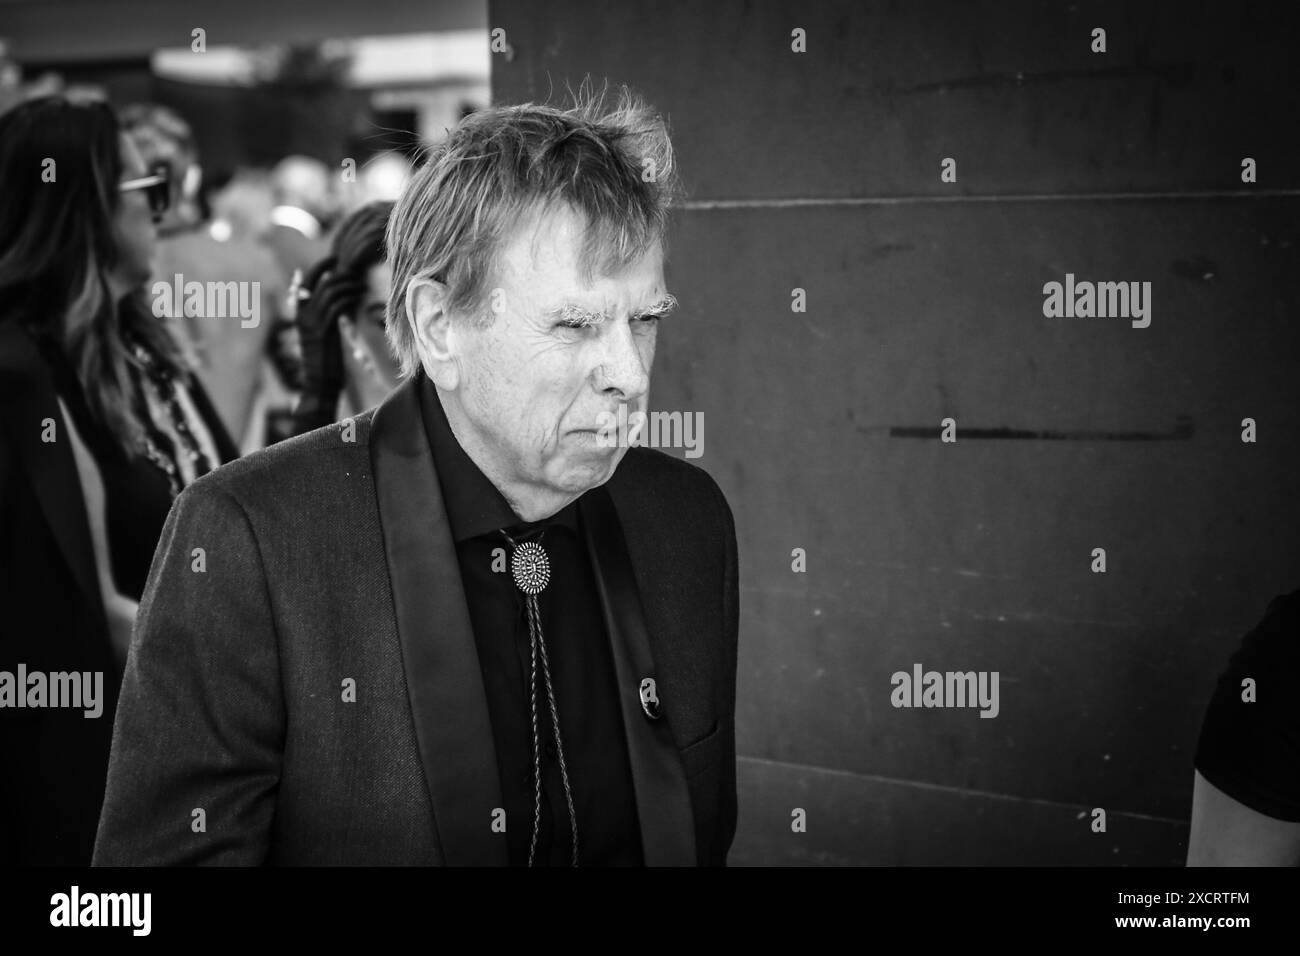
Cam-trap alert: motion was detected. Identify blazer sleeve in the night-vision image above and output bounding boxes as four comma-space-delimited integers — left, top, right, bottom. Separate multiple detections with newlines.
92, 482, 284, 865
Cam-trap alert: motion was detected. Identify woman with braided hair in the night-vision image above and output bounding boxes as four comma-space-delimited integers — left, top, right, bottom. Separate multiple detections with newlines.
291, 200, 397, 435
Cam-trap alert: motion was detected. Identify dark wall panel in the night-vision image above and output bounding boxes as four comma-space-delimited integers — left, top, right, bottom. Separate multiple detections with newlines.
664, 201, 1300, 834
490, 0, 1300, 864
733, 758, 1190, 866
492, 0, 1300, 199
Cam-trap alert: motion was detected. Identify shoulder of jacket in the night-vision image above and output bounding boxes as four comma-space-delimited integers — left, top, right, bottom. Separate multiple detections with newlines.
184, 410, 375, 505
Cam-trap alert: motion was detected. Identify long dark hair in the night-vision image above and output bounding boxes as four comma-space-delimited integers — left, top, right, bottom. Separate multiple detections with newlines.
0, 94, 183, 454
289, 200, 393, 436
304, 200, 394, 305
300, 199, 393, 378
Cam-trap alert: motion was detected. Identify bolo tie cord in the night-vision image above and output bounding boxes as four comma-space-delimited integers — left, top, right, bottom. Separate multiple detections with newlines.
500, 528, 579, 867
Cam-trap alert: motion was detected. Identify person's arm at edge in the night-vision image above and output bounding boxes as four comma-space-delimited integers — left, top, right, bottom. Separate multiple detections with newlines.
1187, 769, 1300, 866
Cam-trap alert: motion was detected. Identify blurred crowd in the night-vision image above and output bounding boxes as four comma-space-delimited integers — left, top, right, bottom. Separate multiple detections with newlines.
122, 100, 407, 451
0, 78, 408, 862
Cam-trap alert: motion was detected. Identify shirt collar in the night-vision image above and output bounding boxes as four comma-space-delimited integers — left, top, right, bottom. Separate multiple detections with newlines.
418, 371, 580, 542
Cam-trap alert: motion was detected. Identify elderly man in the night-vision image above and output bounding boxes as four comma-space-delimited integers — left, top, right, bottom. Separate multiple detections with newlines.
92, 91, 739, 867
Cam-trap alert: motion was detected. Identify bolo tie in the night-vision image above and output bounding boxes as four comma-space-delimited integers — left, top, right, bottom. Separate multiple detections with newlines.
499, 527, 580, 867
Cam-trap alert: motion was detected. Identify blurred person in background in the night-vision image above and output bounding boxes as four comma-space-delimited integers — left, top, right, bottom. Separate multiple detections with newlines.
257, 154, 345, 445
333, 149, 413, 213
120, 103, 289, 452
265, 154, 334, 282
205, 167, 307, 445
359, 151, 413, 204
0, 95, 237, 865
208, 167, 277, 242
0, 40, 22, 115
291, 200, 398, 436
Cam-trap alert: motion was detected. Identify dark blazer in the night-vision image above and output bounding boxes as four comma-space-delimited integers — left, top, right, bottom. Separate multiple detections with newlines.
0, 318, 237, 865
93, 374, 740, 866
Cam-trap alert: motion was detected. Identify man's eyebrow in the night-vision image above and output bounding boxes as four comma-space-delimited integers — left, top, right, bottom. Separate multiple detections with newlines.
544, 293, 678, 325
631, 293, 678, 319
545, 303, 606, 326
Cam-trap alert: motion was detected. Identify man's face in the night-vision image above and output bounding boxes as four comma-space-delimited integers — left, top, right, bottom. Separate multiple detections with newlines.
445, 204, 672, 503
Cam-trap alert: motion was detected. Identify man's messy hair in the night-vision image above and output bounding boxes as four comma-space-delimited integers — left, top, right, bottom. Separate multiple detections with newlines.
385, 82, 680, 379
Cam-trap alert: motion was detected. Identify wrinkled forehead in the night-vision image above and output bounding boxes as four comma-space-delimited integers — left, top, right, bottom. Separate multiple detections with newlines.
500, 200, 665, 294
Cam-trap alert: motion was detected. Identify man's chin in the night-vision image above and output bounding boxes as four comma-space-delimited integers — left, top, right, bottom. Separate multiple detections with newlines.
550, 444, 627, 493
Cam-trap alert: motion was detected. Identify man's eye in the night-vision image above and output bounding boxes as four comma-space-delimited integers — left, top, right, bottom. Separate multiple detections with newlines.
558, 319, 589, 330
634, 313, 662, 324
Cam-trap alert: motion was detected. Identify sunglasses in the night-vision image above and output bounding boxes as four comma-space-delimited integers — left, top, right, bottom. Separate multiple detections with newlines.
119, 161, 171, 221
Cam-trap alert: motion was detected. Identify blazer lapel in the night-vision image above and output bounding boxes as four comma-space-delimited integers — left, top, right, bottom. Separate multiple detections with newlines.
368, 377, 506, 866
580, 485, 697, 866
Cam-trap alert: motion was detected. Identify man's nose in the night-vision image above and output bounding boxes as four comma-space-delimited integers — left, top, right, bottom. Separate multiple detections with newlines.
593, 319, 650, 400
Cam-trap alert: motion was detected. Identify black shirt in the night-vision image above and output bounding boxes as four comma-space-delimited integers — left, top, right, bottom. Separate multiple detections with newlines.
1194, 587, 1300, 822
419, 374, 644, 865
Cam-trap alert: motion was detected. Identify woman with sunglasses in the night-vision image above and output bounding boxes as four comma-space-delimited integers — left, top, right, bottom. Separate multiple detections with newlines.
0, 95, 239, 865
121, 102, 293, 452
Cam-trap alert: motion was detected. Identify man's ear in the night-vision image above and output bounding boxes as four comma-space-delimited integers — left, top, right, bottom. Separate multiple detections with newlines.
407, 277, 460, 390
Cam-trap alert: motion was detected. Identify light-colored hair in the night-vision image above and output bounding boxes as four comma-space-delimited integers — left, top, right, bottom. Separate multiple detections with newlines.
384, 85, 679, 380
